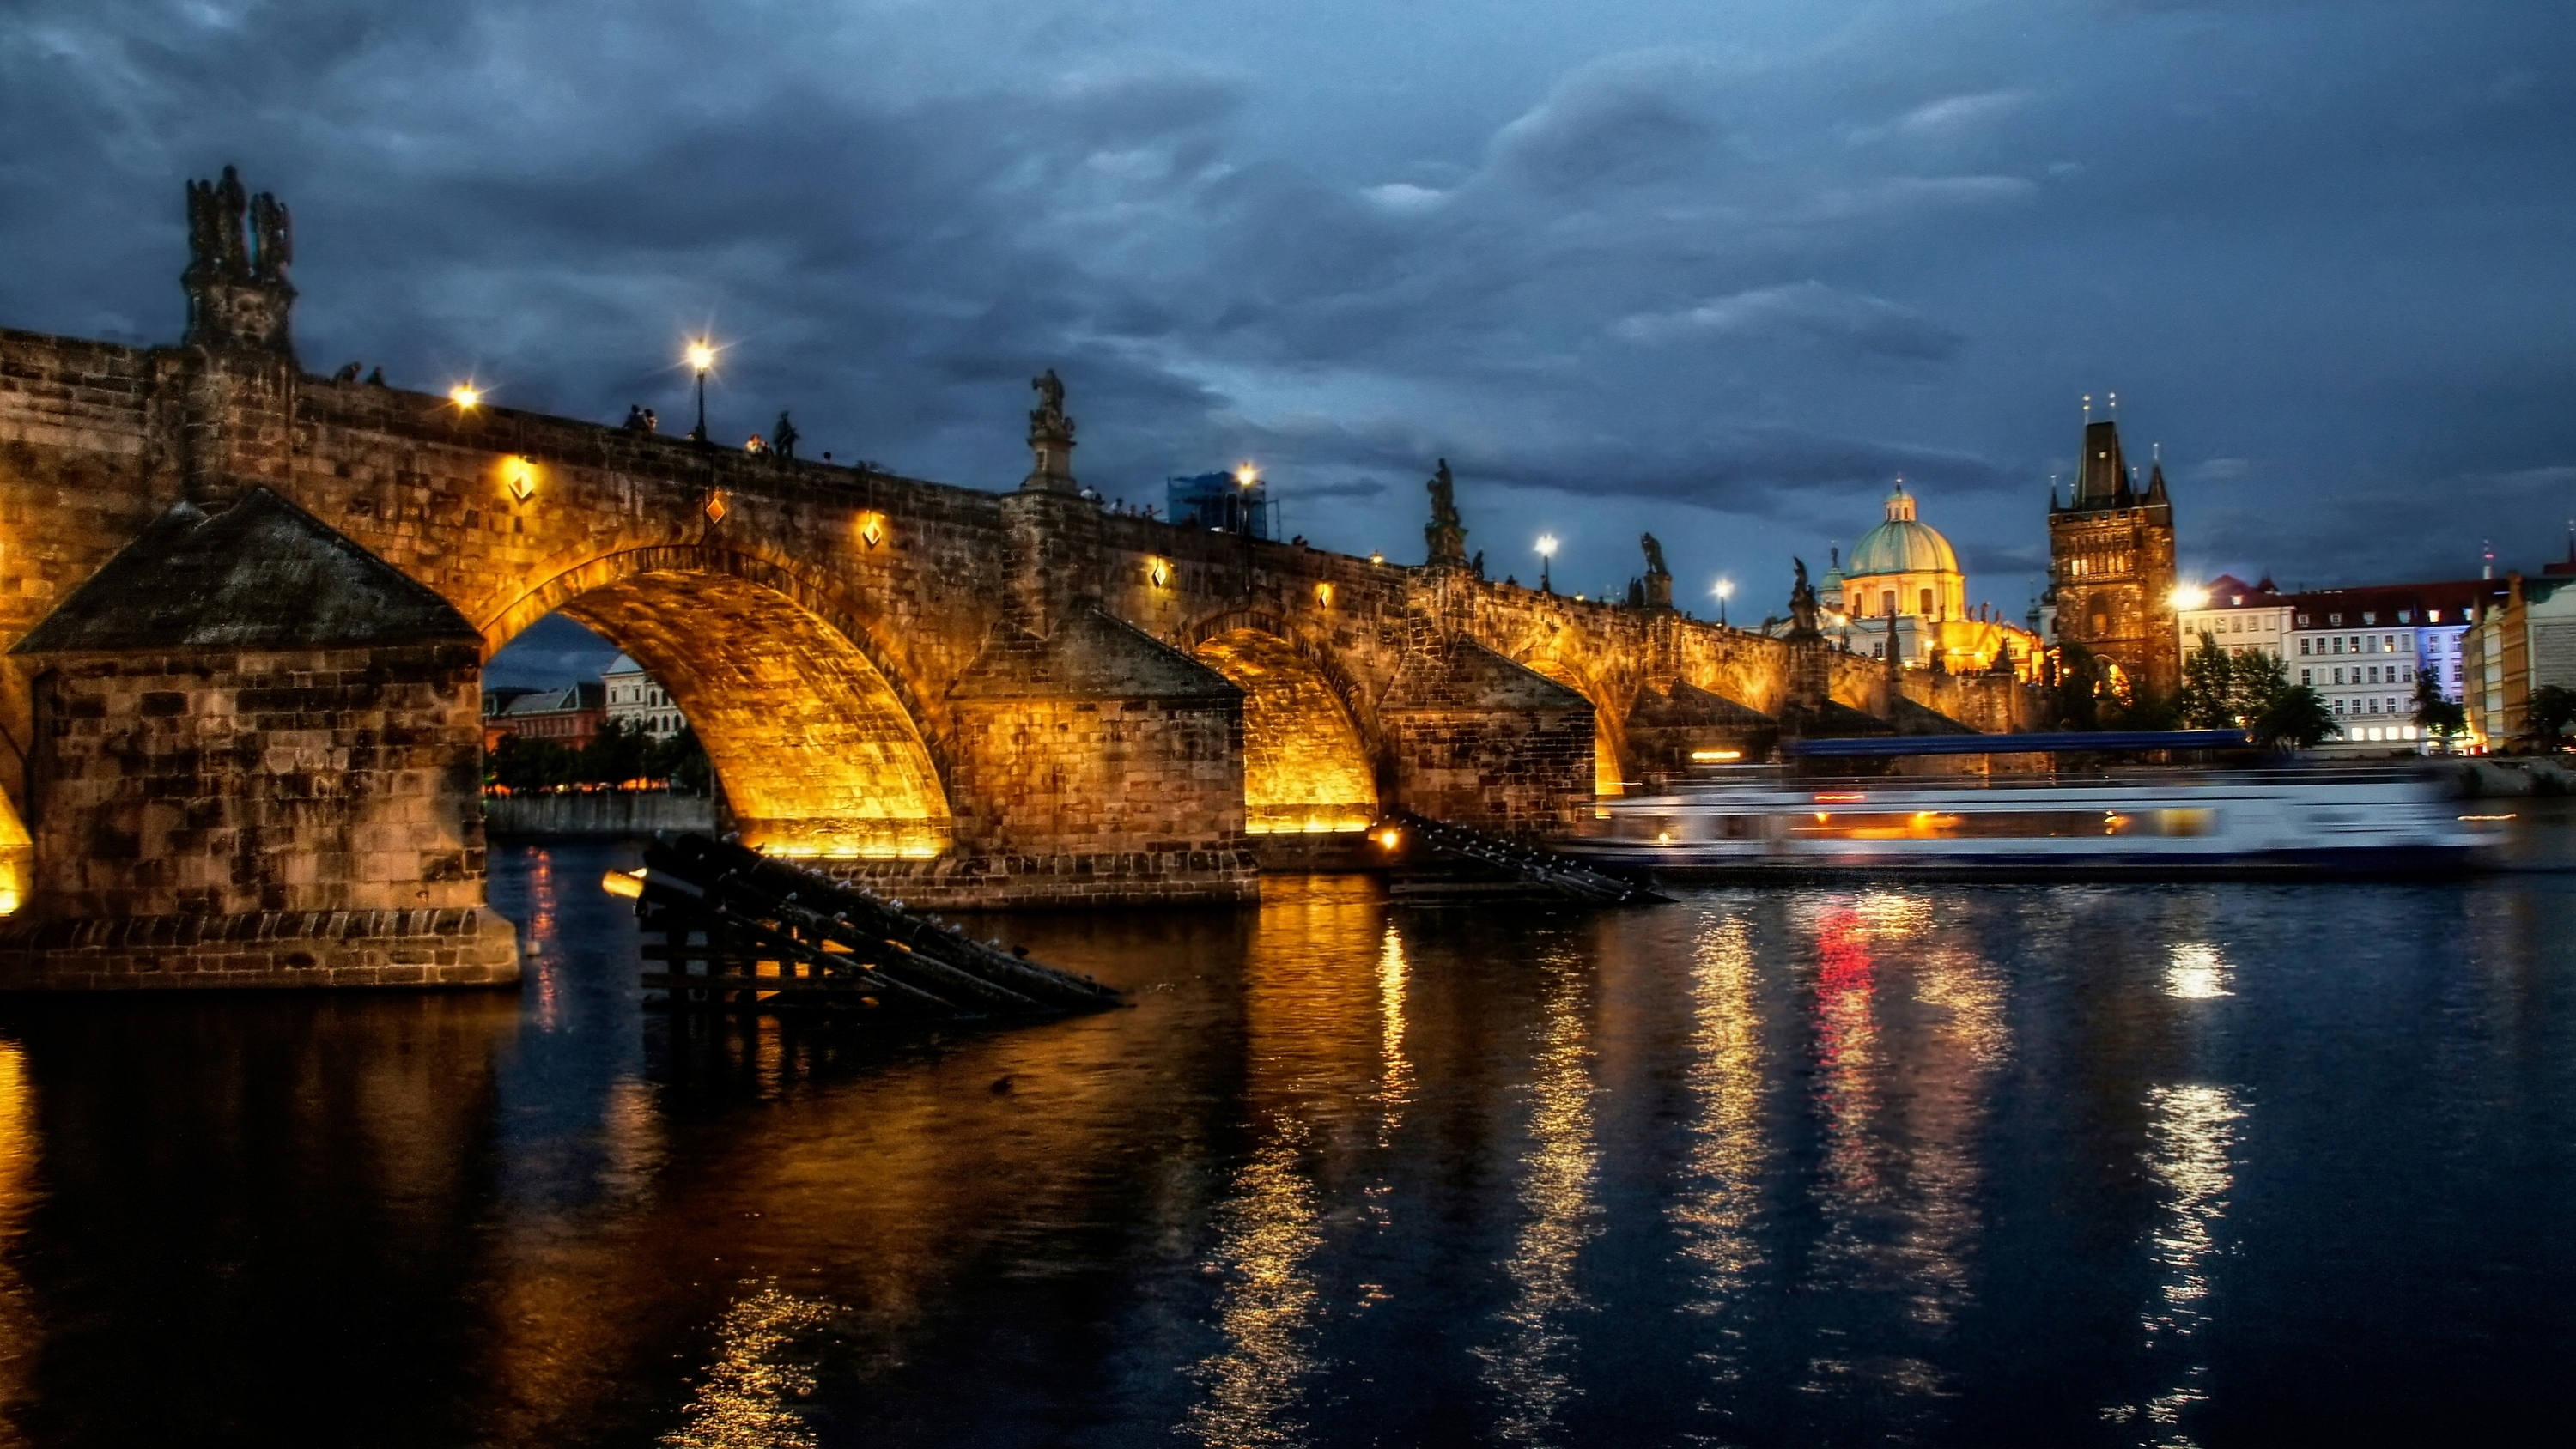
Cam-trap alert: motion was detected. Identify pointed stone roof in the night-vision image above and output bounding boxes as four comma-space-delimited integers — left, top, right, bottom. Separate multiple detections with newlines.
1382, 639, 1589, 712
13, 488, 476, 653
1628, 680, 1772, 728
949, 604, 1238, 700
2073, 419, 2130, 508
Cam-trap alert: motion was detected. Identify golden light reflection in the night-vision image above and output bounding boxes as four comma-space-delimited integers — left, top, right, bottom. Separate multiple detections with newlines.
1376, 923, 1413, 1131
0, 1041, 39, 1422
660, 1284, 834, 1449
2102, 1083, 2245, 1440
1183, 1137, 1325, 1447
1478, 955, 1601, 1444
2165, 943, 2233, 1000
1672, 915, 1764, 1371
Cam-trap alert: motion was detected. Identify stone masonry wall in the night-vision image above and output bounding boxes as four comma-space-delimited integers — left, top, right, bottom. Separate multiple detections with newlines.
27, 640, 489, 919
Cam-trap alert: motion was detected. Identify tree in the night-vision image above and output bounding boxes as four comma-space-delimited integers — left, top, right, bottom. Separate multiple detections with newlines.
2054, 641, 2108, 729
2252, 685, 2340, 752
653, 726, 714, 795
2530, 684, 2576, 749
2413, 676, 2466, 750
2178, 633, 2236, 729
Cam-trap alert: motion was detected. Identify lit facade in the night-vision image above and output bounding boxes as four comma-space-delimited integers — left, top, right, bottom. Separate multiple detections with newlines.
604, 653, 690, 740
2174, 574, 2292, 662
2045, 418, 2179, 695
1821, 483, 2042, 678
2464, 573, 2576, 746
2287, 579, 2498, 752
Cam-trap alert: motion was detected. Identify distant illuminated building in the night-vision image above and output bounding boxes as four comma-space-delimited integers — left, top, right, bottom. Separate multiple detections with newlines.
1818, 482, 2041, 679
603, 654, 689, 740
2045, 414, 2179, 694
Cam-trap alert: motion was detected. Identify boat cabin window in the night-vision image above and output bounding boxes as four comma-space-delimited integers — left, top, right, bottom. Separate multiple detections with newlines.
1790, 809, 2218, 841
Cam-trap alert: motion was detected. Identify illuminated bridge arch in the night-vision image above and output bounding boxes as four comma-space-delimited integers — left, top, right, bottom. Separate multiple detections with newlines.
1509, 644, 1630, 797
488, 546, 950, 858
1181, 611, 1380, 835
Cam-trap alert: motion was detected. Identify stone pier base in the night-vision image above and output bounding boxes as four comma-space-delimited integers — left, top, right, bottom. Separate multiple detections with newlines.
0, 906, 522, 991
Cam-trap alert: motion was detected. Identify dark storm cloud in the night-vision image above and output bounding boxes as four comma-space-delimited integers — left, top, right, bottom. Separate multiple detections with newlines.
3, 0, 2573, 605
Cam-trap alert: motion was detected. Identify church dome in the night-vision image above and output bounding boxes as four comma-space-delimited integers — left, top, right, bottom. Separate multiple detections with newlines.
1844, 483, 1959, 578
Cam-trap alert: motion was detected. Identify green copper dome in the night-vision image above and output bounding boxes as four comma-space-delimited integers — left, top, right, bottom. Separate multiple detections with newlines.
1843, 483, 1959, 578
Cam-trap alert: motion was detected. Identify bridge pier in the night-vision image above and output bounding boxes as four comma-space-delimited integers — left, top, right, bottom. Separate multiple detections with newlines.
0, 491, 518, 989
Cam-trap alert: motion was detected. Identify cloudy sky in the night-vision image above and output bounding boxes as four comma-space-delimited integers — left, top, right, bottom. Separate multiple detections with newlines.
8, 0, 2573, 683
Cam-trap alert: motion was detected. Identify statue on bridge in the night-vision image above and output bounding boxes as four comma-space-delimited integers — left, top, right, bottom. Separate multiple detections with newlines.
1640, 532, 1668, 578
1425, 458, 1468, 567
1787, 557, 1822, 638
181, 165, 295, 355
1023, 369, 1080, 493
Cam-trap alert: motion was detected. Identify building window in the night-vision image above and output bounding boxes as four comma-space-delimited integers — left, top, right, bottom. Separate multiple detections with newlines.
2363, 611, 2377, 625
2301, 668, 2312, 685
2300, 638, 2312, 655
1880, 590, 1897, 616
2383, 635, 2395, 652
2298, 614, 2311, 627
1919, 587, 1935, 615
2398, 610, 2411, 623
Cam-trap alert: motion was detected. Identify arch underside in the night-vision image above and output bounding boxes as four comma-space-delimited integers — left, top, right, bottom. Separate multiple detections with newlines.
1190, 628, 1378, 834
557, 569, 949, 858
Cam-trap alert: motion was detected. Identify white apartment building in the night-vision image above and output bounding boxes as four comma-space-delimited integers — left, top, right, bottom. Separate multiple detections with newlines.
2285, 580, 2497, 751
603, 654, 689, 741
2175, 573, 2293, 662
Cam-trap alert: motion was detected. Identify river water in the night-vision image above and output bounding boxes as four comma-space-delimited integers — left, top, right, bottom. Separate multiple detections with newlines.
0, 828, 2571, 1447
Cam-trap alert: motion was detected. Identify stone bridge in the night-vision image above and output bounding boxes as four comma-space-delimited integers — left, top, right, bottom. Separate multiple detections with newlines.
0, 172, 2038, 988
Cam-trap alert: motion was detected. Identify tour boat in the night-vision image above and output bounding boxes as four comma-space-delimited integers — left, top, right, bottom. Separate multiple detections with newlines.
1563, 750, 2495, 879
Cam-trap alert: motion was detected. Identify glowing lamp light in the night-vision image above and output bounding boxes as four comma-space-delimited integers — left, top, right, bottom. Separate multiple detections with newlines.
685, 340, 716, 373
600, 869, 647, 900
1235, 462, 1259, 488
703, 491, 728, 525
1150, 558, 1171, 587
1370, 551, 1384, 566
858, 512, 885, 549
1713, 579, 1733, 600
1315, 581, 1334, 608
504, 457, 536, 503
2172, 586, 2212, 610
1688, 749, 1742, 762
448, 384, 481, 409
1536, 534, 1558, 558
1376, 828, 1401, 851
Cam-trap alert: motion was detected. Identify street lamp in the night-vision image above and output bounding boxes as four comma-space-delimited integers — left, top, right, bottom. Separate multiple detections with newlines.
1536, 534, 1558, 594
685, 339, 716, 442
1713, 577, 1734, 627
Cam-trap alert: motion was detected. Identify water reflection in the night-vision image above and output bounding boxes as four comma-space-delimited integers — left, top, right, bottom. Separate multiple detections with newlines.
2166, 944, 2233, 1001
2105, 1083, 2245, 1446
1477, 948, 1602, 1446
661, 1285, 835, 1449
0, 1043, 36, 1436
1671, 912, 1763, 1397
0, 843, 2565, 1446
1796, 891, 2008, 1412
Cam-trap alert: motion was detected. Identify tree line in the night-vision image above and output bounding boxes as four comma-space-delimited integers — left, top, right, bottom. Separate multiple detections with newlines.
2050, 633, 2479, 751
486, 718, 713, 793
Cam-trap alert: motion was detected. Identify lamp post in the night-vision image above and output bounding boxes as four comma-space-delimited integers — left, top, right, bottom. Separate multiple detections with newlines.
1537, 534, 1557, 594
1713, 577, 1733, 627
685, 340, 715, 442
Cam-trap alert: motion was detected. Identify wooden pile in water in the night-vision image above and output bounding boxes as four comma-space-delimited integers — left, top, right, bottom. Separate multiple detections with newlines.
603, 834, 1123, 1018
1381, 809, 1674, 905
